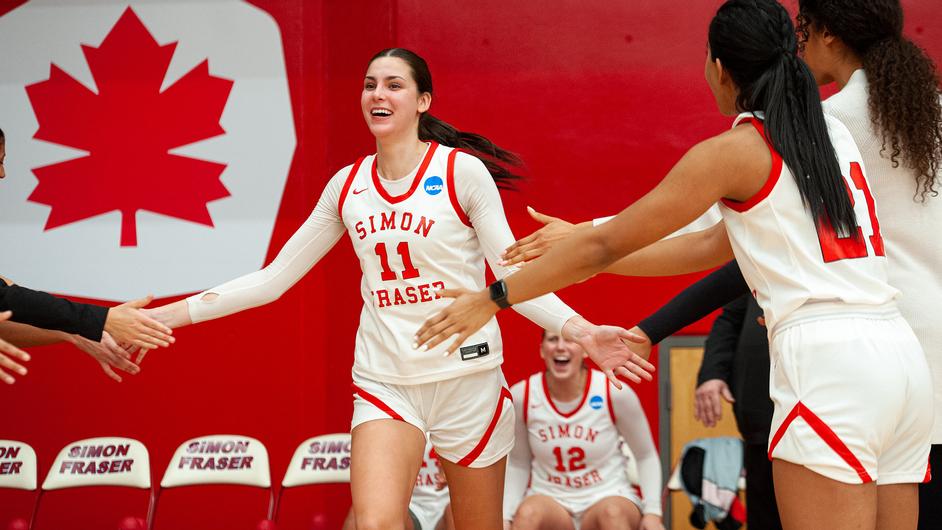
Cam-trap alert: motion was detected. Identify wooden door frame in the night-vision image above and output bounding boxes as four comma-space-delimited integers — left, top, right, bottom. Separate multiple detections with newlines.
657, 335, 707, 530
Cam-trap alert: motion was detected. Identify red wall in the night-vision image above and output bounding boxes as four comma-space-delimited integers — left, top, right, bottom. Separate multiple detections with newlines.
2, 1, 940, 529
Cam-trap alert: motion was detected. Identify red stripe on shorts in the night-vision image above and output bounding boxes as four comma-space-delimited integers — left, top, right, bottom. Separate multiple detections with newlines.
924, 460, 932, 483
351, 383, 404, 422
767, 401, 873, 483
457, 387, 513, 467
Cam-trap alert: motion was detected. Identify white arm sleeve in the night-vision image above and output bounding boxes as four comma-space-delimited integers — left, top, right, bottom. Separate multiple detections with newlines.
593, 204, 721, 238
454, 154, 578, 334
186, 167, 350, 323
503, 381, 531, 522
612, 385, 663, 516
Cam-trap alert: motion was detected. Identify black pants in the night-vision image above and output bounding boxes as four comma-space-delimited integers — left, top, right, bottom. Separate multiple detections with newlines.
744, 441, 782, 530
918, 444, 942, 529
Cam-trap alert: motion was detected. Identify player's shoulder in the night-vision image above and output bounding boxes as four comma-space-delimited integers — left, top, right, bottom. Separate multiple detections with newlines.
690, 120, 772, 176
450, 149, 490, 175
329, 155, 372, 184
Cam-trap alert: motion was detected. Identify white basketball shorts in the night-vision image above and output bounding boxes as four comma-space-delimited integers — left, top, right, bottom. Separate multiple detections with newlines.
351, 367, 514, 468
767, 303, 933, 485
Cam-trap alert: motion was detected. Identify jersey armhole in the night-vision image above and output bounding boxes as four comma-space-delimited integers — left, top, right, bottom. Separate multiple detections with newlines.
523, 376, 531, 424
337, 156, 366, 218
447, 149, 473, 228
605, 377, 617, 424
720, 119, 783, 213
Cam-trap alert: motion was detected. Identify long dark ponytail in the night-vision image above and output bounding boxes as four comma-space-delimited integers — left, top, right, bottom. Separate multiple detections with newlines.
798, 0, 942, 199
709, 0, 857, 235
369, 48, 523, 189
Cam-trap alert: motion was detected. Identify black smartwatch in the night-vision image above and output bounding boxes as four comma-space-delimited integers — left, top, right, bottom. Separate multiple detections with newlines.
489, 279, 512, 310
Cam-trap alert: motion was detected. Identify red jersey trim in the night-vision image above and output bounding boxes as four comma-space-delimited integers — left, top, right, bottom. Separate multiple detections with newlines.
338, 157, 366, 218
721, 118, 783, 213
446, 149, 472, 227
605, 377, 617, 424
351, 383, 405, 422
457, 386, 513, 467
767, 401, 873, 483
371, 142, 439, 204
523, 376, 531, 424
542, 369, 592, 419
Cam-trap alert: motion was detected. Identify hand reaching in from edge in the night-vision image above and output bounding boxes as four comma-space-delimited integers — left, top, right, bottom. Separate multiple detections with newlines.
105, 295, 175, 349
71, 332, 141, 382
624, 326, 653, 361
0, 311, 30, 384
561, 316, 655, 388
500, 207, 578, 267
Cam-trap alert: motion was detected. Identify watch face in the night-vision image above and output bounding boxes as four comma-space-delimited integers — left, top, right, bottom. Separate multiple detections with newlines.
490, 280, 507, 299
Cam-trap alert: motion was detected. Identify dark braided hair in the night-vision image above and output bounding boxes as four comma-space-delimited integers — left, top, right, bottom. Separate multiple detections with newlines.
798, 0, 942, 199
710, 0, 857, 234
369, 48, 523, 189
0, 127, 4, 142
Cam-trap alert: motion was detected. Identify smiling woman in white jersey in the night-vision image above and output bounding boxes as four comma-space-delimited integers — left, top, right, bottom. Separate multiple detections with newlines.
146, 48, 650, 530
503, 331, 663, 530
414, 1, 932, 529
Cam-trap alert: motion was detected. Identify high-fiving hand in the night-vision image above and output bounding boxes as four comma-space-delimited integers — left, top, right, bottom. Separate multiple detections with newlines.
71, 331, 141, 382
0, 311, 29, 384
105, 295, 175, 349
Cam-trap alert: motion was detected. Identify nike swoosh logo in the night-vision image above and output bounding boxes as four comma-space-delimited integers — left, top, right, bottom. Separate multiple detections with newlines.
353, 188, 368, 195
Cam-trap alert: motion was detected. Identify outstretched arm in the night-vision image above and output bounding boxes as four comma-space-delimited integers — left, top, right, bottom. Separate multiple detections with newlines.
447, 154, 653, 384
0, 281, 171, 348
0, 319, 143, 382
146, 168, 351, 329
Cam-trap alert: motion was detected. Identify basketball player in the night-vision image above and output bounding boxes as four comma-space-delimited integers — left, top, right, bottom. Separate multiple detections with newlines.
504, 331, 663, 530
144, 48, 650, 530
343, 438, 453, 530
415, 1, 932, 528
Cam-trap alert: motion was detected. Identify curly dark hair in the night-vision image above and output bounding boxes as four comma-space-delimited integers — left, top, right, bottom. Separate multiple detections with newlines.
798, 0, 942, 199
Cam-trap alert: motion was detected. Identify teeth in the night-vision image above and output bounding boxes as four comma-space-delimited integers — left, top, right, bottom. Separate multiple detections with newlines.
372, 109, 391, 116
554, 356, 569, 362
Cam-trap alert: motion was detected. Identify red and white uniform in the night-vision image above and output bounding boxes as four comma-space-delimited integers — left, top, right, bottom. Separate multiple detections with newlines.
719, 113, 932, 485
720, 113, 898, 334
185, 142, 577, 467
503, 370, 662, 526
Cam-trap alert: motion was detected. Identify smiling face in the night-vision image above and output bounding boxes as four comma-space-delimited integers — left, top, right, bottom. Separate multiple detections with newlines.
361, 56, 431, 141
540, 331, 586, 380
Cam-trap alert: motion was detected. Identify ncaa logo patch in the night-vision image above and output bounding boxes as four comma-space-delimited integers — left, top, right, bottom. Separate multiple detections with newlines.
424, 176, 444, 196
589, 396, 603, 410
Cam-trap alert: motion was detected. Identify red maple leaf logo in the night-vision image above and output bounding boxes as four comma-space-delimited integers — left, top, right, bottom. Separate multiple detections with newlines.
25, 7, 234, 247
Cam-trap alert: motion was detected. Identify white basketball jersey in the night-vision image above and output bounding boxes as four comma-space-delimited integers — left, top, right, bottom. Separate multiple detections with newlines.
339, 143, 503, 384
720, 114, 898, 332
411, 439, 449, 509
523, 370, 631, 500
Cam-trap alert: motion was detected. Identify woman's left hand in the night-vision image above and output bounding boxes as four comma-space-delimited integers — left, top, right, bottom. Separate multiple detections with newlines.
415, 288, 497, 355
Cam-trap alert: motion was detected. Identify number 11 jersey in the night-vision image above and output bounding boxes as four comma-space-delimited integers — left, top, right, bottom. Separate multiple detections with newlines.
339, 142, 503, 384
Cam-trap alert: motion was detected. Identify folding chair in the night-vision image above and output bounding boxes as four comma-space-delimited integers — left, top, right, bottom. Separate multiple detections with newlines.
150, 434, 272, 530
271, 433, 352, 523
0, 440, 38, 529
32, 437, 151, 530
